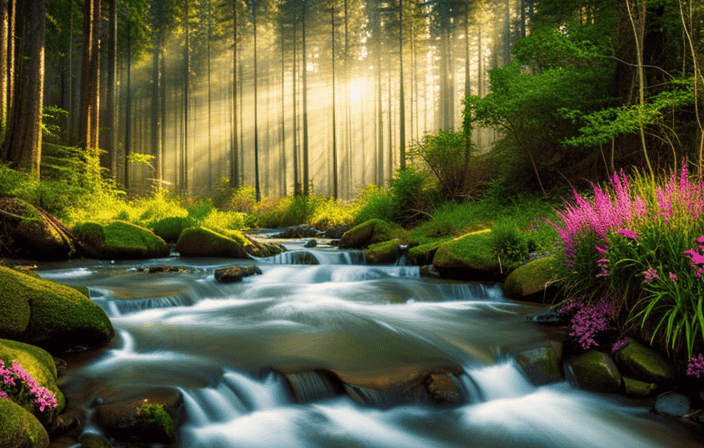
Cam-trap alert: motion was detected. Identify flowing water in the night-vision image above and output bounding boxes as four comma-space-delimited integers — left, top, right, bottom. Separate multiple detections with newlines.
36, 239, 704, 448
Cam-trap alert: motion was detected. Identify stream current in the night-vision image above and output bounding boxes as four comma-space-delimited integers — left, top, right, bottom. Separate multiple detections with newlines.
35, 238, 704, 448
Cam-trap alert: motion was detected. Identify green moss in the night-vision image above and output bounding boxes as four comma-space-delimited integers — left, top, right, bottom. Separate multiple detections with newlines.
136, 402, 174, 438
432, 230, 498, 271
617, 340, 673, 383
365, 241, 401, 264
0, 338, 66, 414
503, 257, 555, 298
567, 350, 622, 393
623, 376, 658, 396
71, 222, 105, 247
0, 266, 113, 351
212, 227, 250, 246
0, 399, 49, 448
0, 269, 31, 339
175, 226, 249, 258
103, 221, 167, 254
340, 219, 403, 249
407, 240, 448, 266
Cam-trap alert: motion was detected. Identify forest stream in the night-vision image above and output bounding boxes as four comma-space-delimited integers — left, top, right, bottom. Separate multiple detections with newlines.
35, 236, 704, 448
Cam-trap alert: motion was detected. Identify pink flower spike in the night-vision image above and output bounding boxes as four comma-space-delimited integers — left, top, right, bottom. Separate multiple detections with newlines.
616, 228, 639, 239
698, 236, 704, 244
669, 272, 678, 282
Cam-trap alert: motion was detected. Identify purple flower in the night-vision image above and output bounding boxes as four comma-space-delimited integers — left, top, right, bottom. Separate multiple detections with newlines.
696, 267, 703, 279
612, 338, 631, 353
0, 359, 57, 413
0, 391, 8, 399
561, 298, 616, 350
698, 236, 704, 245
596, 258, 610, 278
615, 228, 639, 239
687, 353, 704, 379
685, 250, 704, 266
669, 272, 678, 282
643, 268, 658, 283
595, 245, 607, 255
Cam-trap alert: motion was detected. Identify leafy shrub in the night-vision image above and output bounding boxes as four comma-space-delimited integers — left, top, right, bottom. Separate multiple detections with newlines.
151, 217, 194, 242
408, 130, 493, 200
258, 195, 316, 228
309, 197, 355, 230
353, 185, 399, 225
548, 164, 704, 358
487, 220, 535, 271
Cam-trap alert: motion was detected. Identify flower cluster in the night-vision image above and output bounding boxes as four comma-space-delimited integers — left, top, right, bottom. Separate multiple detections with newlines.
0, 359, 58, 412
611, 338, 631, 353
684, 236, 704, 279
687, 353, 704, 379
560, 298, 616, 350
643, 267, 658, 283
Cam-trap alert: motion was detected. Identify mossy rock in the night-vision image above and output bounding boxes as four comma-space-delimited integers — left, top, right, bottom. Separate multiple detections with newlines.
214, 227, 285, 257
407, 241, 445, 266
513, 343, 563, 386
0, 339, 66, 419
79, 433, 112, 448
0, 399, 49, 448
73, 221, 169, 259
96, 387, 183, 444
0, 196, 76, 261
503, 257, 557, 302
150, 217, 193, 243
432, 230, 501, 280
339, 219, 398, 249
175, 226, 250, 258
623, 376, 658, 397
0, 266, 114, 352
565, 350, 622, 393
365, 240, 402, 264
615, 340, 673, 384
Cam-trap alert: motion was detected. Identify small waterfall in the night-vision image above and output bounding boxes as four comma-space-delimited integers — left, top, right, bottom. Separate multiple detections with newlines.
258, 249, 366, 265
394, 245, 409, 266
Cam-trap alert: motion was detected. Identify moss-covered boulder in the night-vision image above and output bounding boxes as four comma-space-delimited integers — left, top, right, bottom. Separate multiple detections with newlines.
432, 230, 501, 280
513, 343, 563, 386
0, 399, 49, 448
503, 257, 557, 302
214, 265, 262, 283
78, 433, 113, 448
176, 227, 250, 258
0, 196, 78, 261
623, 376, 658, 397
365, 240, 402, 264
95, 387, 183, 444
150, 216, 193, 243
339, 219, 398, 249
0, 339, 66, 416
407, 241, 445, 266
565, 350, 622, 393
615, 339, 673, 384
73, 221, 169, 259
0, 266, 114, 352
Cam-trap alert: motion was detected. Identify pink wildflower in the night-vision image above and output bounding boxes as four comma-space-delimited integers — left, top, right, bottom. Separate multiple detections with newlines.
643, 268, 658, 283
612, 338, 631, 353
687, 354, 704, 379
669, 272, 678, 282
615, 228, 639, 239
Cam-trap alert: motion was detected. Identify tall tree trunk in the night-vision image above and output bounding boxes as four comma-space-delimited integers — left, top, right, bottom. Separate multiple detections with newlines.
124, 26, 131, 191
1, 0, 44, 178
230, 0, 239, 189
302, 0, 310, 195
398, 0, 405, 170
331, 3, 337, 199
280, 21, 287, 196
183, 0, 190, 195
79, 0, 101, 151
151, 32, 161, 185
106, 0, 117, 176
293, 10, 299, 194
375, 5, 383, 185
207, 0, 212, 195
0, 0, 14, 145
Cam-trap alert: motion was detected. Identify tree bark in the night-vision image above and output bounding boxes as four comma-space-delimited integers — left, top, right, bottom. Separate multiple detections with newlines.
79, 0, 101, 151
1, 0, 45, 178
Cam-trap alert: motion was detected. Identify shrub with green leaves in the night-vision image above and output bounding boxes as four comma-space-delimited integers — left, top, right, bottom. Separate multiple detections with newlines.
487, 220, 535, 271
352, 185, 399, 225
549, 163, 704, 358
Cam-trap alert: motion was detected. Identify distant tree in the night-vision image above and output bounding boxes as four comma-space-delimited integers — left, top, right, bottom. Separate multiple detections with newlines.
78, 0, 101, 151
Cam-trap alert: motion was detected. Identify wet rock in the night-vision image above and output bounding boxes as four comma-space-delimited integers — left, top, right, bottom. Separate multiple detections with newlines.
96, 387, 183, 444
72, 221, 169, 260
136, 265, 189, 274
304, 239, 317, 248
623, 376, 658, 397
513, 343, 563, 386
565, 350, 622, 393
214, 265, 263, 283
654, 392, 691, 417
339, 219, 397, 249
0, 266, 114, 353
419, 265, 440, 278
408, 242, 442, 266
424, 372, 464, 405
282, 370, 344, 403
503, 257, 557, 303
272, 225, 324, 239
175, 226, 250, 258
78, 433, 112, 448
323, 226, 350, 239
615, 339, 673, 384
529, 309, 567, 326
0, 399, 49, 448
0, 196, 78, 261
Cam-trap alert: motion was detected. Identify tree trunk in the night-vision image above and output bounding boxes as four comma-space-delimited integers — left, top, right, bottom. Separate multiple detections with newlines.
302, 0, 310, 195
1, 0, 44, 178
252, 1, 260, 201
183, 0, 190, 195
151, 32, 161, 185
79, 0, 101, 151
104, 0, 116, 176
230, 0, 239, 189
331, 4, 338, 199
124, 27, 131, 191
398, 0, 405, 171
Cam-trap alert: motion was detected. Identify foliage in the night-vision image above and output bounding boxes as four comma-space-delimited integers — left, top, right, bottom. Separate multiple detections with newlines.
257, 195, 317, 228
487, 220, 536, 271
308, 197, 356, 230
559, 298, 617, 350
0, 359, 57, 416
136, 401, 173, 437
549, 163, 704, 358
408, 131, 492, 200
352, 185, 399, 225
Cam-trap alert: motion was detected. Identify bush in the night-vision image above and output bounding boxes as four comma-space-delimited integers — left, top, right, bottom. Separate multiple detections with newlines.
352, 185, 399, 225
408, 130, 493, 200
258, 195, 316, 228
151, 217, 194, 242
548, 164, 704, 358
487, 220, 535, 271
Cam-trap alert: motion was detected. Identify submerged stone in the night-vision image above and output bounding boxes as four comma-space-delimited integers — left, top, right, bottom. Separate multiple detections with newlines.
654, 392, 691, 417
565, 350, 622, 393
214, 265, 263, 283
365, 240, 401, 264
623, 376, 658, 397
513, 343, 563, 386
